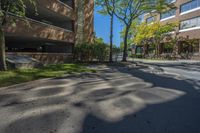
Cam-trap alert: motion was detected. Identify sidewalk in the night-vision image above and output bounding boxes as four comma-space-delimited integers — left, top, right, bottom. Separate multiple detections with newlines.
129, 58, 200, 65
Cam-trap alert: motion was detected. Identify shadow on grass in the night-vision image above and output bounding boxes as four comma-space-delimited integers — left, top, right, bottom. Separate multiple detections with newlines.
0, 64, 96, 87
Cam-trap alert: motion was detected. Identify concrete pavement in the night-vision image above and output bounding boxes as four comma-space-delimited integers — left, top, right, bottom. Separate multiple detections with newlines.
131, 58, 200, 65
0, 64, 200, 133
132, 59, 200, 80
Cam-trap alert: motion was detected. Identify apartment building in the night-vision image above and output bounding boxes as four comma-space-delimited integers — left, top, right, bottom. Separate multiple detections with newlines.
3, 0, 94, 63
144, 0, 200, 58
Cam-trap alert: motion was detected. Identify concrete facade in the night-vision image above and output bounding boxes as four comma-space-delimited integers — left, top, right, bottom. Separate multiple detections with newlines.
3, 0, 94, 55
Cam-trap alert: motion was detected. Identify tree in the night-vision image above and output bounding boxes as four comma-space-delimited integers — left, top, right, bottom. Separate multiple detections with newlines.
0, 0, 36, 71
151, 22, 178, 56
120, 20, 139, 49
113, 0, 173, 61
94, 36, 105, 44
74, 38, 109, 62
96, 0, 116, 62
133, 22, 178, 57
170, 35, 199, 58
133, 22, 154, 57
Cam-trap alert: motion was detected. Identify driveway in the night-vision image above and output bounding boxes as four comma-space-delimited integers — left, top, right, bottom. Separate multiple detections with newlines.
0, 64, 200, 133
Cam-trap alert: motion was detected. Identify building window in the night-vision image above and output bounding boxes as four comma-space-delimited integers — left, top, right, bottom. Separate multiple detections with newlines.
180, 0, 200, 13
166, 0, 176, 3
146, 16, 155, 23
180, 16, 200, 30
160, 9, 176, 20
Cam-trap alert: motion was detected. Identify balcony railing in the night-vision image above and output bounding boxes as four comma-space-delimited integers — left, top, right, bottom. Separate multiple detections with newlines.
38, 0, 75, 20
4, 14, 75, 43
58, 0, 74, 9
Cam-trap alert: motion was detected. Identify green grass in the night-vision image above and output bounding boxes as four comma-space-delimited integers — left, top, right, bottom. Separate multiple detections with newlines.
0, 64, 96, 87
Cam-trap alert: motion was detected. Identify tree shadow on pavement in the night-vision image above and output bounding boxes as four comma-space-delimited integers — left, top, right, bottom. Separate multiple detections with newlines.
0, 65, 200, 133
80, 65, 200, 133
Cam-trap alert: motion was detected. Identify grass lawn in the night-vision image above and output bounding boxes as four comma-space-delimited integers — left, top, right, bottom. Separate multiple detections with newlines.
0, 64, 96, 87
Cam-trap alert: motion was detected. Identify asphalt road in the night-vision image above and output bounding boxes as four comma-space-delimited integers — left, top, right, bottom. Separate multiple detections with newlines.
0, 64, 200, 133
136, 61, 200, 80
161, 64, 200, 80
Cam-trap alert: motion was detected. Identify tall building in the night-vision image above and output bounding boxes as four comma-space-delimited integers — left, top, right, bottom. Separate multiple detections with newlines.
3, 0, 94, 63
143, 0, 200, 58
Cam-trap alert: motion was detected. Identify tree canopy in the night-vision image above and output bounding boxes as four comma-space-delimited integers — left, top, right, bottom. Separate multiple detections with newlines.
110, 0, 174, 61
134, 22, 178, 46
0, 0, 36, 71
96, 0, 117, 62
0, 0, 36, 18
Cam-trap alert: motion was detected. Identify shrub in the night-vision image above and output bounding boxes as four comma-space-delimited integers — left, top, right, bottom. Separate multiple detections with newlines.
74, 42, 109, 62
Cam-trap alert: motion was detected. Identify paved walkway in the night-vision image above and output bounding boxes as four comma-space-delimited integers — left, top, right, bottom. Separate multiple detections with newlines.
130, 58, 200, 65
132, 59, 200, 80
0, 65, 200, 133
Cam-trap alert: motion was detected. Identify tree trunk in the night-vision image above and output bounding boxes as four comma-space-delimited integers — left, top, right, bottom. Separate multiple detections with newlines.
155, 46, 158, 57
158, 43, 162, 56
199, 39, 200, 54
0, 26, 7, 71
172, 41, 180, 58
122, 26, 130, 62
155, 40, 161, 58
143, 44, 149, 58
156, 45, 159, 58
109, 14, 114, 62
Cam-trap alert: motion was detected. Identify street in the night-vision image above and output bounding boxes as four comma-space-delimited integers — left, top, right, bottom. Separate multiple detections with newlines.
0, 63, 200, 133
134, 59, 200, 80
161, 64, 200, 80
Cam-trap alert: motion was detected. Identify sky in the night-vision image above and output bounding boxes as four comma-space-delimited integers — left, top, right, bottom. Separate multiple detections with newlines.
94, 7, 122, 47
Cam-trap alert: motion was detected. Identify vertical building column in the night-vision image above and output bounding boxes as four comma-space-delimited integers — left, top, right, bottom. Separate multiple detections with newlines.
74, 0, 85, 44
74, 0, 94, 44
84, 0, 94, 43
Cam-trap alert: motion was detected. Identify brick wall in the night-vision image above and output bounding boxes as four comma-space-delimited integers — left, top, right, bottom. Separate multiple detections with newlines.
7, 52, 73, 64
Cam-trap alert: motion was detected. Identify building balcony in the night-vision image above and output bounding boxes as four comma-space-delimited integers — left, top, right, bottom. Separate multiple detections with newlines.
58, 0, 74, 8
3, 15, 75, 43
34, 0, 75, 20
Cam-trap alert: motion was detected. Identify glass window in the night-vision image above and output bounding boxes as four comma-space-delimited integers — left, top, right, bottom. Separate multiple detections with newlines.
191, 19, 197, 27
198, 17, 200, 26
180, 20, 190, 29
180, 16, 200, 30
181, 3, 190, 12
191, 0, 198, 8
180, 0, 200, 13
160, 9, 176, 20
146, 16, 155, 23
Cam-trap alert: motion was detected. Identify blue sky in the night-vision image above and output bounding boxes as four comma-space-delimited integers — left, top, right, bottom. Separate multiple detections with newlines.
94, 7, 122, 47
